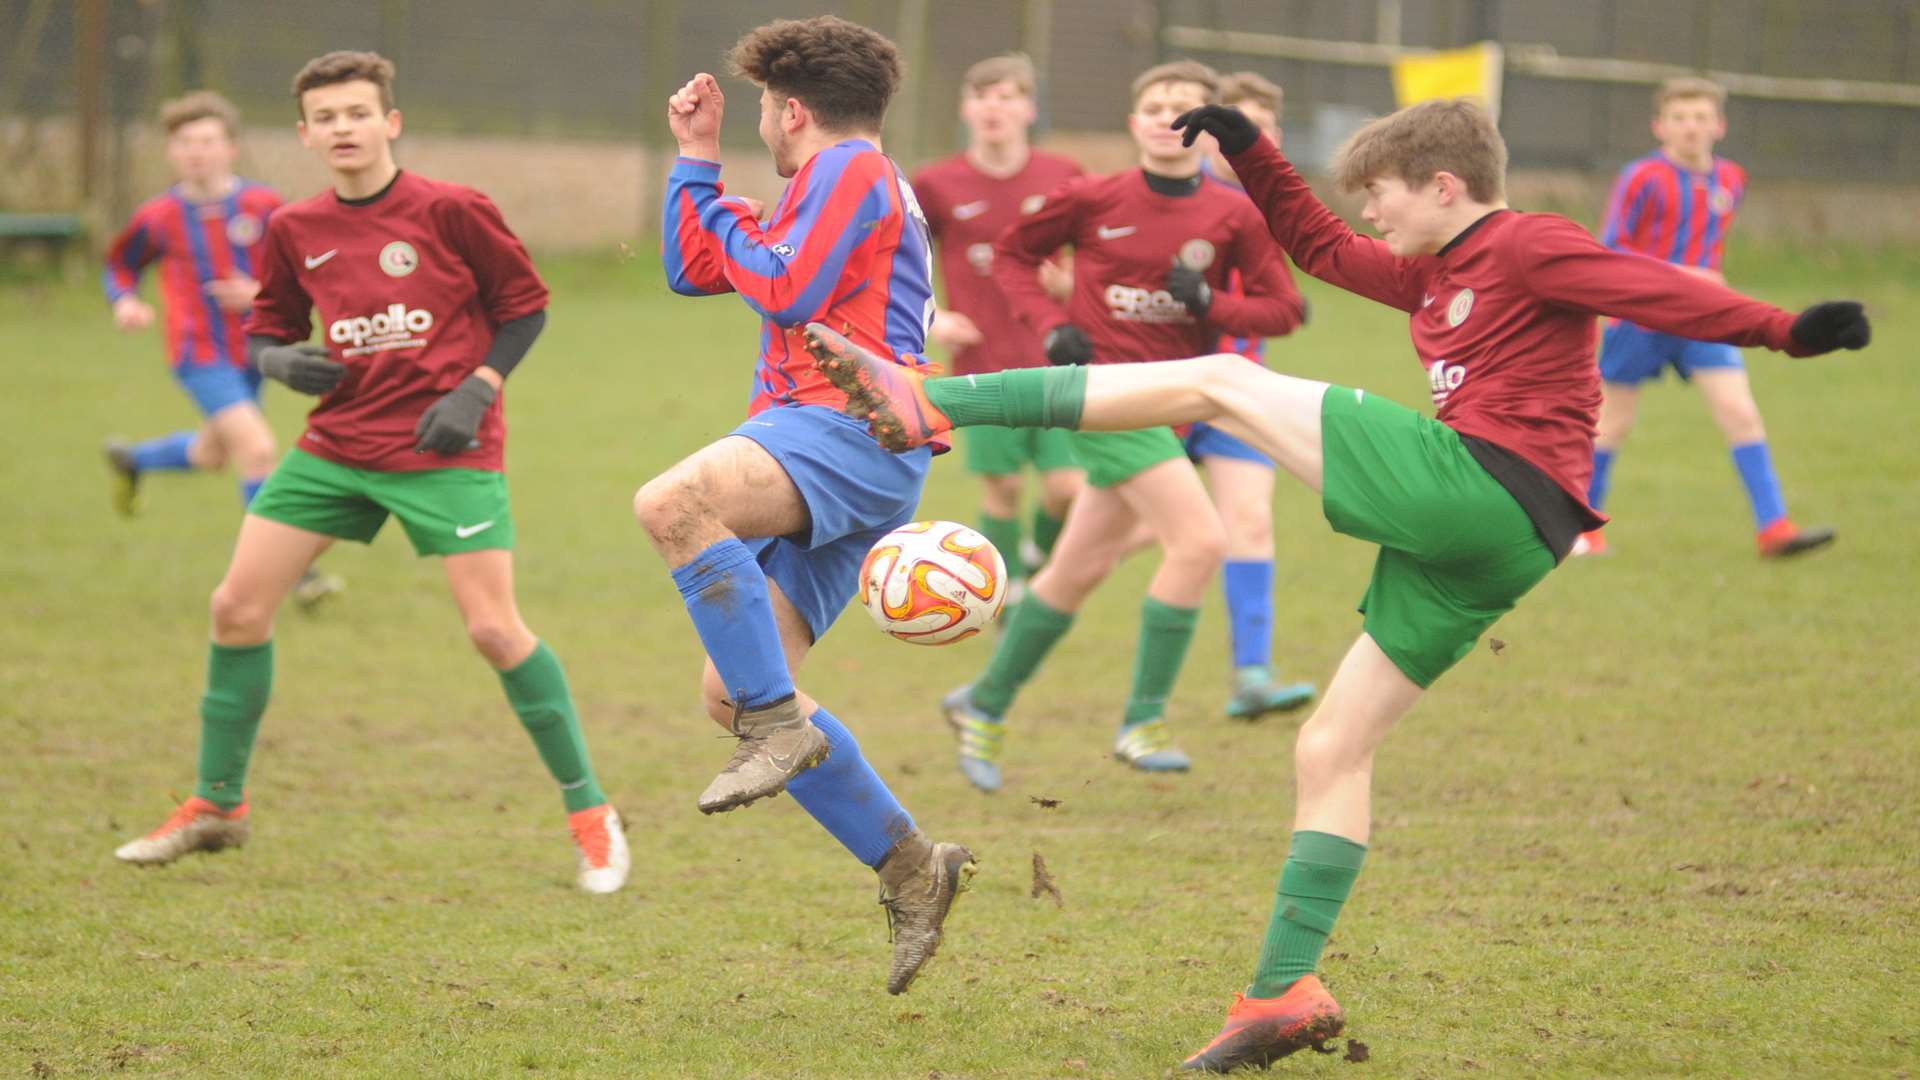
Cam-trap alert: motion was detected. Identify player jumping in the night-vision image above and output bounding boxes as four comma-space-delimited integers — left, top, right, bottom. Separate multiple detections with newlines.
101, 91, 341, 607
912, 53, 1086, 607
803, 96, 1869, 1069
112, 51, 628, 895
1579, 77, 1834, 558
648, 16, 973, 994
937, 61, 1306, 792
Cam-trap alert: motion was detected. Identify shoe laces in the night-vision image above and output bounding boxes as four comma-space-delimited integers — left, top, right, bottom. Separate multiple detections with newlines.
149, 796, 225, 839
569, 807, 614, 868
1117, 719, 1175, 758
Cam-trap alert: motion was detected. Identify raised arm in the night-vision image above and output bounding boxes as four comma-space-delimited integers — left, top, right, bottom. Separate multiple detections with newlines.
1515, 215, 1868, 356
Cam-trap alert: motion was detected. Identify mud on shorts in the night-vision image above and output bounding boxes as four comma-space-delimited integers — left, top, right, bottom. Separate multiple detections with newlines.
1318, 385, 1555, 688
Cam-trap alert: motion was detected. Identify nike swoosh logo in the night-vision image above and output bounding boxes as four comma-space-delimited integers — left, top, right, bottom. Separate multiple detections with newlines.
305, 250, 338, 269
454, 520, 496, 539
954, 200, 989, 220
1096, 225, 1137, 240
1422, 294, 1434, 307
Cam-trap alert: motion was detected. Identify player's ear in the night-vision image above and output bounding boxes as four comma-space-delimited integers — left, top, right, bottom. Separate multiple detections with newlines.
386, 109, 403, 140
784, 96, 807, 133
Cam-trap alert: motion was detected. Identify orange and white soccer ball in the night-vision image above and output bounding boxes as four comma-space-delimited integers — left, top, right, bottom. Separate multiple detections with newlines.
859, 520, 1008, 645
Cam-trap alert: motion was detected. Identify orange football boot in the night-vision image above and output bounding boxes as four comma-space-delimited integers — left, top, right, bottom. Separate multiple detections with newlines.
801, 322, 950, 452
1757, 518, 1836, 559
1180, 975, 1345, 1073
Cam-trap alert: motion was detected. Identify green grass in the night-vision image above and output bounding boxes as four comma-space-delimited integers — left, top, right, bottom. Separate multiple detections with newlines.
2, 244, 1916, 1078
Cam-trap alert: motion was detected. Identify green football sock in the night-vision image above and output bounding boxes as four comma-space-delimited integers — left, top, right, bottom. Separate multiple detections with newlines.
499, 642, 607, 813
925, 366, 1086, 429
1031, 507, 1066, 561
977, 512, 1025, 581
194, 641, 274, 810
1122, 597, 1200, 726
1248, 830, 1368, 997
967, 595, 1074, 718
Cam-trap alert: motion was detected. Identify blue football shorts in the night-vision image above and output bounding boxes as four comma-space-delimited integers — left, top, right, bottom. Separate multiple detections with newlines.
1598, 321, 1743, 384
728, 404, 932, 643
174, 360, 263, 418
1185, 421, 1275, 467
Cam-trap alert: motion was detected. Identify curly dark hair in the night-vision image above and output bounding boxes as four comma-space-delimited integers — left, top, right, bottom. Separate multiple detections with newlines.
729, 16, 903, 133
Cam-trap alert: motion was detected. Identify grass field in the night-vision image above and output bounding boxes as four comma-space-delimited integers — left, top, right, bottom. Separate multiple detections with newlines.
3, 244, 1917, 1078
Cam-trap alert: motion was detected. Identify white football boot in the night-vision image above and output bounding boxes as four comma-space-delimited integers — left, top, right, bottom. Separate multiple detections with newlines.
568, 804, 630, 894
114, 796, 250, 866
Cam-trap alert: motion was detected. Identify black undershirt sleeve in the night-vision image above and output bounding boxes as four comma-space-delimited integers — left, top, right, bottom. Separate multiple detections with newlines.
479, 309, 545, 380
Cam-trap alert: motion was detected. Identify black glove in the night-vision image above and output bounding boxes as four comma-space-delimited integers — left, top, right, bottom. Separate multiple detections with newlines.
413, 374, 496, 455
1171, 105, 1260, 155
1165, 265, 1212, 316
1043, 323, 1095, 366
257, 342, 346, 395
1789, 301, 1870, 354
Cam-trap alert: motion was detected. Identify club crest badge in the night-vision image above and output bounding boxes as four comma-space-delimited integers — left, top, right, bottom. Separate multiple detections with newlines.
1021, 194, 1046, 214
1447, 288, 1475, 327
226, 214, 263, 247
1179, 238, 1216, 271
379, 240, 419, 277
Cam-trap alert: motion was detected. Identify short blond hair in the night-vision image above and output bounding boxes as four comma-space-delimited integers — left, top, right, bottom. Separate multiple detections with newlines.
293, 50, 397, 118
159, 91, 239, 136
963, 53, 1036, 97
1654, 76, 1726, 115
1129, 60, 1219, 106
1219, 71, 1282, 118
1333, 97, 1506, 202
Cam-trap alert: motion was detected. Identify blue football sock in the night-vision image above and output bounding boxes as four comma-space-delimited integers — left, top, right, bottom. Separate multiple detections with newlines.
1731, 441, 1787, 529
239, 478, 264, 506
1222, 558, 1274, 671
785, 707, 915, 867
1588, 447, 1617, 512
130, 431, 196, 472
668, 539, 795, 710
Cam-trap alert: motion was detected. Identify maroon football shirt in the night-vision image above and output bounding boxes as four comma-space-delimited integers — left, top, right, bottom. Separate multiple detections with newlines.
993, 169, 1305, 364
913, 149, 1083, 376
1226, 137, 1806, 525
247, 170, 549, 473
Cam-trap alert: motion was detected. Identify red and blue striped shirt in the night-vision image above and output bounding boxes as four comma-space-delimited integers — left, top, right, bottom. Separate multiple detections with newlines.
103, 180, 282, 369
1600, 152, 1747, 271
662, 140, 937, 419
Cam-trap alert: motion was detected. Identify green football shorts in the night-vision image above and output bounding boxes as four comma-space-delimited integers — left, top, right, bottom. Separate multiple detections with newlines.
1071, 426, 1187, 489
962, 424, 1081, 477
249, 448, 516, 557
1318, 385, 1555, 688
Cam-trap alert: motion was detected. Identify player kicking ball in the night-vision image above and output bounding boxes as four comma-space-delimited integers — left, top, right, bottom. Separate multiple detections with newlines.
1580, 77, 1834, 558
100, 91, 342, 608
648, 16, 972, 994
805, 97, 1868, 1069
937, 61, 1306, 791
113, 51, 628, 895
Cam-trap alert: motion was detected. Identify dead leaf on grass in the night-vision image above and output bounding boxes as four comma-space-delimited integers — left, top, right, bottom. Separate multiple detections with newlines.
1488, 638, 1506, 655
1343, 1039, 1371, 1063
1030, 852, 1064, 907
1029, 795, 1061, 810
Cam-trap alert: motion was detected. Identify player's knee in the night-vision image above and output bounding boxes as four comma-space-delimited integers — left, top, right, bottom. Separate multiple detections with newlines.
208, 581, 273, 638
1167, 516, 1229, 573
1196, 352, 1251, 390
463, 619, 524, 666
1221, 503, 1273, 550
1293, 721, 1358, 781
631, 475, 692, 541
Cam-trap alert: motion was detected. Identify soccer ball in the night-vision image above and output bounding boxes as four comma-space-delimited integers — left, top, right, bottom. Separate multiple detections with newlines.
858, 521, 1008, 645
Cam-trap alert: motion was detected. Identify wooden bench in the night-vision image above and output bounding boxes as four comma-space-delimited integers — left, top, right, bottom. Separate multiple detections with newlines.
0, 213, 88, 267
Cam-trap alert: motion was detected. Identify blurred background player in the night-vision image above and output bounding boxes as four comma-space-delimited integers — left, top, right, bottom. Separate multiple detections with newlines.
1581, 77, 1835, 558
1189, 70, 1316, 721
912, 53, 1085, 602
112, 51, 627, 895
100, 91, 342, 606
649, 16, 973, 994
940, 61, 1306, 791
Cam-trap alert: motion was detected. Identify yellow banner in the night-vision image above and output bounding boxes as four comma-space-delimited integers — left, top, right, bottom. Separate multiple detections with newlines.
1391, 41, 1505, 120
